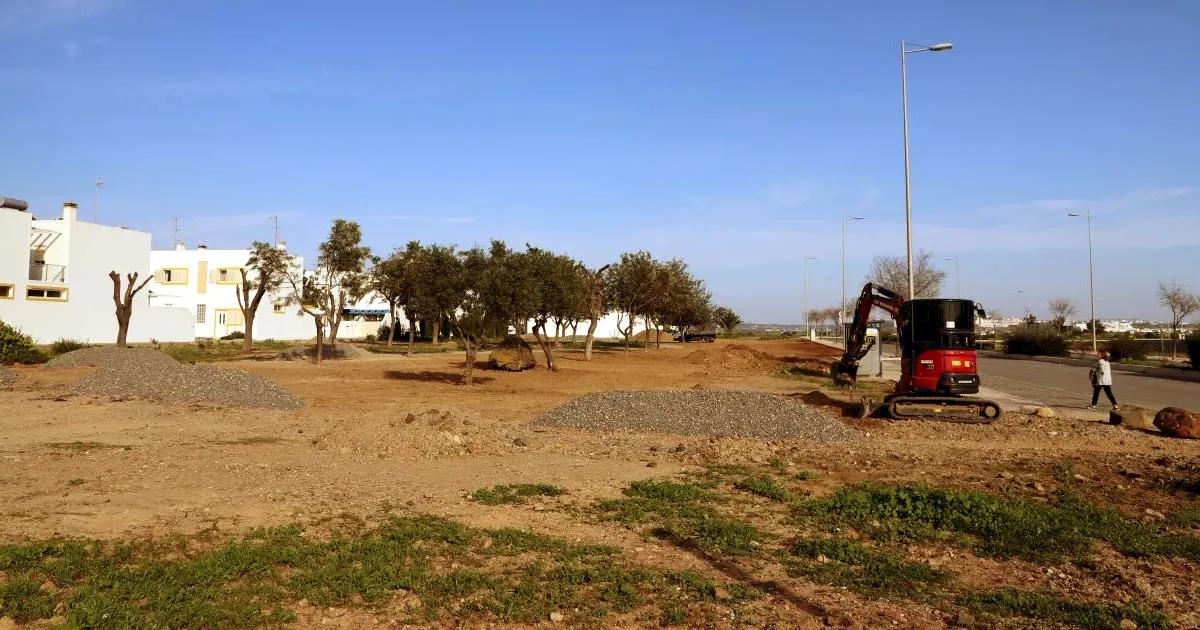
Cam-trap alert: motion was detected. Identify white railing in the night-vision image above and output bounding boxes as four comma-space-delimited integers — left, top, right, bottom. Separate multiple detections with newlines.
29, 263, 67, 283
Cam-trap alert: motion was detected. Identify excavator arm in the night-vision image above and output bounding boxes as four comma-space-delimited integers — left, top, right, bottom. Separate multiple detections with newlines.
832, 283, 905, 387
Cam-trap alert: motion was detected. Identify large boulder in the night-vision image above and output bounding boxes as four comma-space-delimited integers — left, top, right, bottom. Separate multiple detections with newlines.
1109, 406, 1155, 431
1153, 407, 1200, 439
489, 336, 536, 372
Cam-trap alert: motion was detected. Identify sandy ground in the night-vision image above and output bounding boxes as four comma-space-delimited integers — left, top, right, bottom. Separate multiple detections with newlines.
1, 339, 1197, 628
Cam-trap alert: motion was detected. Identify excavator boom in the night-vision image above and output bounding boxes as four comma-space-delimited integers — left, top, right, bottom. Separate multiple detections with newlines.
831, 283, 904, 387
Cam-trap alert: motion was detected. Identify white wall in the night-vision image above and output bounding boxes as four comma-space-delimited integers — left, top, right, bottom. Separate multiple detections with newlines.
0, 205, 194, 344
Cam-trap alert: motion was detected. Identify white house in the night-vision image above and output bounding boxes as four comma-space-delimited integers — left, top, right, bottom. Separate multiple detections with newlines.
0, 199, 194, 344
148, 244, 389, 341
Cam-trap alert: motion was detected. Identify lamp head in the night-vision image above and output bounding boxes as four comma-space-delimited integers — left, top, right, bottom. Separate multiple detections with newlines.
930, 42, 953, 51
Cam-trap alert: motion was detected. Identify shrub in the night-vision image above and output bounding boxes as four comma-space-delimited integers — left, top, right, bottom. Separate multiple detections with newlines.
0, 320, 48, 365
1106, 337, 1147, 362
1003, 331, 1068, 357
219, 331, 245, 341
49, 338, 87, 356
1187, 334, 1200, 369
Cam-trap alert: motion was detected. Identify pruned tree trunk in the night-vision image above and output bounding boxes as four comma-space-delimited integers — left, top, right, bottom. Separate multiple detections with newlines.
462, 340, 478, 385
430, 319, 441, 346
532, 320, 556, 370
584, 318, 600, 360
643, 317, 651, 350
386, 300, 396, 346
109, 271, 152, 348
407, 317, 417, 357
313, 316, 325, 364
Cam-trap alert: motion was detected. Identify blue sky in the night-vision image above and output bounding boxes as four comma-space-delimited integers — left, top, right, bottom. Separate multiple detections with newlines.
3, 0, 1198, 323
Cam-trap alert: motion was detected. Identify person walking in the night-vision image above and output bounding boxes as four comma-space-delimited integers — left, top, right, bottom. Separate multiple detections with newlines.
1088, 350, 1119, 410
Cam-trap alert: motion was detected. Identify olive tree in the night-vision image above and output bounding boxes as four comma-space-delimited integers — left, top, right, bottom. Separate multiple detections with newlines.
236, 242, 293, 352
314, 219, 373, 345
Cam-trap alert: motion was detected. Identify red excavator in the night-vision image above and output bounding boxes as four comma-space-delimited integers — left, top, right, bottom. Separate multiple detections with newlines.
832, 283, 1001, 422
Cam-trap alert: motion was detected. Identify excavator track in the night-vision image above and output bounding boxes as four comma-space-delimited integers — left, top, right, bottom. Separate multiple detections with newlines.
884, 396, 1001, 424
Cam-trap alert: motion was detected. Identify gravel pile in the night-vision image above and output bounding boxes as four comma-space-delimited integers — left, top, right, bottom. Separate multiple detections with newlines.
0, 366, 15, 389
533, 390, 861, 442
46, 347, 303, 410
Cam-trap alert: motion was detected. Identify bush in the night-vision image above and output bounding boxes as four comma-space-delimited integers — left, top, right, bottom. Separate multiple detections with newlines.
219, 331, 245, 341
1187, 334, 1200, 369
0, 320, 48, 365
1003, 331, 1068, 357
1106, 337, 1147, 362
49, 338, 87, 356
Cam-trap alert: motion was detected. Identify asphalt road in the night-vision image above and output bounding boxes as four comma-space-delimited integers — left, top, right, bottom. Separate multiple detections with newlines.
978, 356, 1200, 412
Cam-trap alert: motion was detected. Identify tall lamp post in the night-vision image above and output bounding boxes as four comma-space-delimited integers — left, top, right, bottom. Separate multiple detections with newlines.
841, 216, 864, 347
902, 40, 953, 299
804, 256, 818, 340
1068, 210, 1097, 353
944, 255, 960, 298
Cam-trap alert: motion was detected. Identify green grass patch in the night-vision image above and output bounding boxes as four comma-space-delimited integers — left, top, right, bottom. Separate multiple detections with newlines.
799, 483, 1200, 563
794, 470, 819, 481
964, 588, 1172, 630
786, 538, 947, 598
1170, 507, 1200, 528
596, 480, 766, 555
470, 483, 564, 506
0, 515, 752, 628
733, 475, 792, 502
362, 343, 453, 355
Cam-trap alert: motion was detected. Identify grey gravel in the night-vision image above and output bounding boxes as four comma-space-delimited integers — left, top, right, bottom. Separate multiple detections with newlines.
533, 390, 861, 442
45, 346, 303, 410
0, 366, 14, 389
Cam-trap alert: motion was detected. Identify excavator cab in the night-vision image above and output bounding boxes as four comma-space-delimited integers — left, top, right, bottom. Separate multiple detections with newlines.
897, 299, 982, 395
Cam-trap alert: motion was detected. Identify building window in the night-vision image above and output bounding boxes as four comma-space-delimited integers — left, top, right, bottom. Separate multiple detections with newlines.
159, 268, 189, 285
0, 284, 13, 299
273, 302, 286, 314
218, 269, 228, 282
27, 287, 67, 301
196, 304, 207, 323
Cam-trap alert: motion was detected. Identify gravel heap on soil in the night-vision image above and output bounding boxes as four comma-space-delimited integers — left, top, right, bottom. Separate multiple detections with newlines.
46, 346, 303, 410
0, 366, 14, 389
533, 390, 861, 442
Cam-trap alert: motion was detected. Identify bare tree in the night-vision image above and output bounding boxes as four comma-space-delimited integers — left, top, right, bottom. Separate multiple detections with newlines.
1048, 298, 1077, 332
1158, 281, 1200, 359
109, 271, 153, 348
235, 242, 293, 352
868, 250, 946, 300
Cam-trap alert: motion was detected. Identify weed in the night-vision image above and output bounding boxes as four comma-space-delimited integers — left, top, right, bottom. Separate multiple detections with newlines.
795, 470, 820, 481
964, 589, 1172, 630
734, 475, 791, 502
68, 478, 85, 486
470, 483, 564, 506
787, 539, 946, 598
49, 338, 88, 356
1170, 508, 1200, 528
597, 480, 765, 555
767, 456, 789, 475
799, 484, 1200, 563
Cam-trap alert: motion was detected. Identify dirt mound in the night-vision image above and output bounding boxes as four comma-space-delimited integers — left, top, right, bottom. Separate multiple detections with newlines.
533, 390, 861, 442
46, 346, 303, 410
633, 329, 677, 343
277, 344, 374, 361
684, 343, 780, 372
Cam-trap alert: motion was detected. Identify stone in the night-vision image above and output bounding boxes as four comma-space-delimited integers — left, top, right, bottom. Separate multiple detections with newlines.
1153, 407, 1200, 439
1110, 406, 1154, 430
954, 611, 976, 627
549, 611, 565, 623
489, 336, 537, 372
513, 435, 535, 448
1119, 620, 1138, 630
1034, 406, 1056, 418
714, 587, 732, 601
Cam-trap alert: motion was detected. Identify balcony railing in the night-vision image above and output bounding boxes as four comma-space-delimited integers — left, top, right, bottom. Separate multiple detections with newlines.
29, 263, 67, 283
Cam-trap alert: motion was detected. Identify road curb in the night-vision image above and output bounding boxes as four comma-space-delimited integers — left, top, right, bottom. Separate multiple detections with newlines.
978, 351, 1200, 384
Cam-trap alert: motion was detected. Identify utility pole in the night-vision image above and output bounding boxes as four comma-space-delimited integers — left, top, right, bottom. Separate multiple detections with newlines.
172, 216, 181, 247
804, 256, 818, 340
93, 178, 104, 222
272, 214, 280, 246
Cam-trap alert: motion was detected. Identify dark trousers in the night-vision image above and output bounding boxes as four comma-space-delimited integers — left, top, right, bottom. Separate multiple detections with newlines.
1092, 385, 1117, 406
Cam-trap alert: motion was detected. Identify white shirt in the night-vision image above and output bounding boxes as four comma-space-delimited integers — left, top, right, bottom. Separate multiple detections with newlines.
1096, 358, 1113, 386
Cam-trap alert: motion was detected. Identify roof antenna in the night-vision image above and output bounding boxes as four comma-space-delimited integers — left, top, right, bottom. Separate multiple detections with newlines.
93, 177, 104, 222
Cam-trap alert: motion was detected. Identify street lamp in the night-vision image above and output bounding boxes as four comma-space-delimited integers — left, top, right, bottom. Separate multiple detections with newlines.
901, 40, 953, 299
842, 216, 864, 347
1068, 210, 1097, 353
1017, 289, 1028, 316
944, 255, 960, 298
804, 256, 818, 340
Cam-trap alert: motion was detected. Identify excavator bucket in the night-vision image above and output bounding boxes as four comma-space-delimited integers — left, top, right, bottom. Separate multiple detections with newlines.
831, 359, 858, 388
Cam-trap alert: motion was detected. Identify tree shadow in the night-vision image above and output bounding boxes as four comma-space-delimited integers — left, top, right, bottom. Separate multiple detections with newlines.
651, 530, 829, 620
383, 370, 495, 385
788, 391, 858, 417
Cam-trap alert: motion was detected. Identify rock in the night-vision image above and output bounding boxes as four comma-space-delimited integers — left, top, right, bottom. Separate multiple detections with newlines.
1119, 620, 1138, 630
549, 611, 565, 623
954, 611, 976, 627
714, 587, 732, 601
404, 413, 418, 424
999, 472, 1015, 480
489, 336, 537, 372
1034, 406, 1056, 418
513, 435, 535, 448
1153, 407, 1200, 439
1144, 508, 1166, 520
1110, 406, 1154, 430
338, 447, 352, 455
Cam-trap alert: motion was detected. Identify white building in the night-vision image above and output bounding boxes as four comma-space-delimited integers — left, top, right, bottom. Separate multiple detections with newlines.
148, 244, 388, 341
0, 200, 194, 344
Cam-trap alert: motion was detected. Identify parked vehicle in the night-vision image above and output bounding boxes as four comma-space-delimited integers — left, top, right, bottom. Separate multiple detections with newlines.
673, 326, 717, 343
